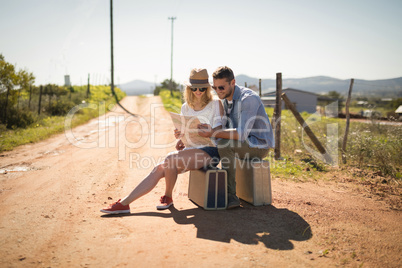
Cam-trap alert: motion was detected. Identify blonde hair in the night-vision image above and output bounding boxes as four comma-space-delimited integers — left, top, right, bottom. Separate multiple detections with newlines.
183, 86, 213, 109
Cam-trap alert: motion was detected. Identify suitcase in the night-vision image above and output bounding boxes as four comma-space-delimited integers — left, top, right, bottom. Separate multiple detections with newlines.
188, 169, 227, 210
235, 158, 272, 206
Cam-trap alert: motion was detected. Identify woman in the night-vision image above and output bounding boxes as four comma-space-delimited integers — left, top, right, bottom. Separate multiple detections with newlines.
101, 68, 223, 214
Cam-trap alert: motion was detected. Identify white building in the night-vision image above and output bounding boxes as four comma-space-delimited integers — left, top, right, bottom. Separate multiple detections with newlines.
395, 105, 402, 117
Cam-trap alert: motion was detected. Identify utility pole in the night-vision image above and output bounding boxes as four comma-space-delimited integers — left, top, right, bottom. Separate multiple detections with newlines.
168, 16, 176, 96
109, 0, 136, 116
110, 0, 115, 100
38, 85, 43, 115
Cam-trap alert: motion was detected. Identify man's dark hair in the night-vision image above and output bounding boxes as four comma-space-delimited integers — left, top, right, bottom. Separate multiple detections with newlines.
212, 66, 235, 82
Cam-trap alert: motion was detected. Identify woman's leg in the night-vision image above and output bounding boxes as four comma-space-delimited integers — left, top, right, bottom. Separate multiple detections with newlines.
119, 163, 165, 205
120, 148, 212, 206
163, 148, 213, 198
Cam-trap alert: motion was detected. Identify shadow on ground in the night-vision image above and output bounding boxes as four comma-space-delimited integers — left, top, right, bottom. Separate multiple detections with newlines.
102, 202, 312, 250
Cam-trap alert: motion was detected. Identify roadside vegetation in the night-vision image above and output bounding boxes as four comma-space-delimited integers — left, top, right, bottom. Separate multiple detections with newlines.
158, 88, 401, 209
159, 89, 182, 113
0, 54, 125, 152
1, 50, 400, 208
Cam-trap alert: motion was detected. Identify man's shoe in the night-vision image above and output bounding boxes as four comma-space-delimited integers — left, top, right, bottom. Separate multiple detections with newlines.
156, 195, 173, 210
227, 194, 240, 209
100, 199, 130, 214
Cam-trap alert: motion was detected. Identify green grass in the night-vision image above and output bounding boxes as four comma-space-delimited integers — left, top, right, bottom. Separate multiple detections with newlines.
345, 121, 402, 179
269, 156, 321, 182
159, 89, 182, 113
269, 107, 401, 179
347, 106, 395, 117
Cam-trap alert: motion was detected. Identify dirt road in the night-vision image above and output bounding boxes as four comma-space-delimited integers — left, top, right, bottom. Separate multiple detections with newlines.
0, 96, 400, 267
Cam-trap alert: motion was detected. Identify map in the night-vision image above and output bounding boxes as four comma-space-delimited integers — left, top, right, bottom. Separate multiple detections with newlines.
169, 112, 215, 148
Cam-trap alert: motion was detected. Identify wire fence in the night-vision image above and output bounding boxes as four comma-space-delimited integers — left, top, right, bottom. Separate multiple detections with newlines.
0, 84, 122, 129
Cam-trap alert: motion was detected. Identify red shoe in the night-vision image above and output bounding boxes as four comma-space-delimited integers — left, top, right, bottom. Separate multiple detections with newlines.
100, 199, 130, 214
156, 195, 173, 210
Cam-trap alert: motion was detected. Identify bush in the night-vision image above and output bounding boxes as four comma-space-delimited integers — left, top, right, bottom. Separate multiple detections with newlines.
0, 124, 7, 134
346, 122, 402, 178
48, 100, 76, 116
159, 89, 182, 113
0, 84, 127, 152
5, 107, 36, 129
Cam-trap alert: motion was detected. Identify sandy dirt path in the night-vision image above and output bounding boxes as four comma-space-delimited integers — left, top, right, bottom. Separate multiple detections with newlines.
0, 96, 400, 268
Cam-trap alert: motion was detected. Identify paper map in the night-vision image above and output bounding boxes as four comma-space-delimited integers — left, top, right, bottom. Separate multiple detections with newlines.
169, 112, 215, 148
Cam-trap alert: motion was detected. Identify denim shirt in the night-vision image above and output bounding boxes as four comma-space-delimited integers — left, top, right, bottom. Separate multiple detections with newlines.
223, 85, 274, 149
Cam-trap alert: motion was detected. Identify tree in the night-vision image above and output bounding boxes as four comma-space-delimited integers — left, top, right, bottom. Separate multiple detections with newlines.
154, 79, 180, 96
389, 98, 402, 110
325, 91, 344, 100
0, 54, 35, 125
327, 91, 344, 111
161, 79, 179, 91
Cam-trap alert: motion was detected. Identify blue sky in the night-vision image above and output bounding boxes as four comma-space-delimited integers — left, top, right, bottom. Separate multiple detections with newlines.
1, 0, 401, 86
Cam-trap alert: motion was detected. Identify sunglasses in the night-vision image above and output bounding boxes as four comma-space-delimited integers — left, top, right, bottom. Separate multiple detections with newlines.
212, 85, 225, 91
191, 87, 207, 92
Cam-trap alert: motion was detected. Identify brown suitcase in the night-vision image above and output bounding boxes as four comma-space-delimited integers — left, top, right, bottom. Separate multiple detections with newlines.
235, 158, 272, 206
188, 169, 227, 210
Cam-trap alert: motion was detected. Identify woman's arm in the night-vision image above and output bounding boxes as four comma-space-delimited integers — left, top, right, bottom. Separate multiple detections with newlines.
198, 99, 240, 140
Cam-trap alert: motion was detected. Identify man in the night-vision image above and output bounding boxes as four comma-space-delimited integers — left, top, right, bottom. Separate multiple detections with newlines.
198, 66, 274, 209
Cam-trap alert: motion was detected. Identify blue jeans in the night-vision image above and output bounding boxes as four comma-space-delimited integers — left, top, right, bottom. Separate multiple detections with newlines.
199, 146, 220, 168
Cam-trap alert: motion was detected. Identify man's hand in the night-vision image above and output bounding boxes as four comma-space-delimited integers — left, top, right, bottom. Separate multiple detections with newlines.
197, 123, 213, 138
175, 139, 185, 151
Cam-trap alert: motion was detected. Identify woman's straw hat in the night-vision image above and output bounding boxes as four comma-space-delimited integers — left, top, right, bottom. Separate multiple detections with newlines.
185, 68, 210, 88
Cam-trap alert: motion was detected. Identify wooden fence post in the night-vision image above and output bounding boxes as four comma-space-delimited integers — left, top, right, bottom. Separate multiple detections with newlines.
87, 73, 91, 98
282, 92, 333, 164
38, 85, 43, 115
259, 78, 262, 97
274, 73, 282, 160
28, 84, 32, 109
342, 78, 354, 164
48, 85, 52, 111
3, 85, 11, 123
17, 88, 21, 109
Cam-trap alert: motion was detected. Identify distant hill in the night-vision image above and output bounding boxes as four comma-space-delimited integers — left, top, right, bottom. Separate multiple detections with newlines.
119, 76, 402, 98
118, 80, 156, 96
235, 75, 402, 98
